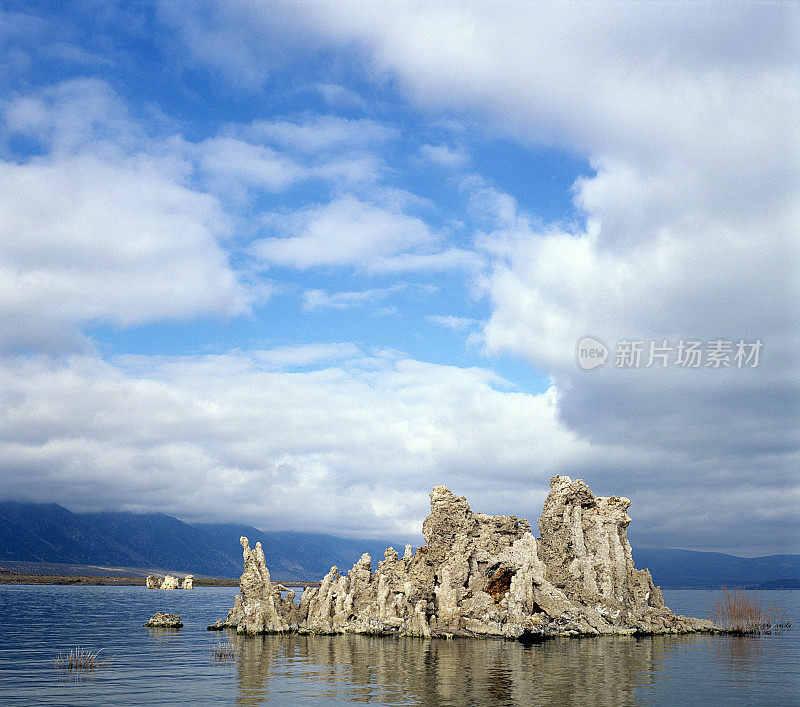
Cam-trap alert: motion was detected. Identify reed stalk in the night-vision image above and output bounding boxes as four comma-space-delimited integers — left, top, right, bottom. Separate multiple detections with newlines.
211, 642, 236, 661
51, 647, 111, 670
708, 587, 790, 634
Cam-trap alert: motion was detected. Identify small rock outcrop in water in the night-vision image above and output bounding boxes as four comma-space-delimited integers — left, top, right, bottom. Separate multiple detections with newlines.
209, 476, 715, 638
146, 574, 194, 589
144, 613, 183, 628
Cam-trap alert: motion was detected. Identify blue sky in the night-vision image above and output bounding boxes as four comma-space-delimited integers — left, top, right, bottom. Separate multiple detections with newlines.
4, 0, 587, 384
1, 1, 798, 555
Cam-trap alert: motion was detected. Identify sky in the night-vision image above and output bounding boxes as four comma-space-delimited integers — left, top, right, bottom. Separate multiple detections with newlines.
0, 1, 798, 556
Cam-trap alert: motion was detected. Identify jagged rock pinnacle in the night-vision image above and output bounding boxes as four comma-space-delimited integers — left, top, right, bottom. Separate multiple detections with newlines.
209, 476, 714, 637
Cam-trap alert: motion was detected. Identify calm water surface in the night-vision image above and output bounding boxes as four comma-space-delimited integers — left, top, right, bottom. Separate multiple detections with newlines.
0, 585, 797, 705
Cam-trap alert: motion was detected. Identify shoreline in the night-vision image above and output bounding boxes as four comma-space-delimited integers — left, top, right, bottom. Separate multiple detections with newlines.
2, 572, 792, 590
0, 573, 318, 588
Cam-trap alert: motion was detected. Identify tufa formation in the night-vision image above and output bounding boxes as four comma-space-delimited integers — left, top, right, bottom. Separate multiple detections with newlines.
146, 574, 194, 589
144, 612, 183, 628
209, 475, 715, 638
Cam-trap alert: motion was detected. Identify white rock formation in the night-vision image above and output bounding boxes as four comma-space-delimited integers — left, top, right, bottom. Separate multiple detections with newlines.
161, 575, 179, 590
209, 476, 715, 638
208, 537, 290, 634
537, 475, 669, 632
146, 574, 194, 589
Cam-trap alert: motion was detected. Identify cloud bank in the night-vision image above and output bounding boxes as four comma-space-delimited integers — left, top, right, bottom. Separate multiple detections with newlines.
0, 2, 797, 555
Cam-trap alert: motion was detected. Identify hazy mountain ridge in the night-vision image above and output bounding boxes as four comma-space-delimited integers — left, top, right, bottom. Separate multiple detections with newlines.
0, 501, 141, 567
1, 502, 797, 587
0, 502, 395, 579
635, 548, 800, 589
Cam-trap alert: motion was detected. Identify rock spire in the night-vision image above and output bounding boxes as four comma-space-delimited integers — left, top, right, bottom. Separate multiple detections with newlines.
210, 476, 714, 638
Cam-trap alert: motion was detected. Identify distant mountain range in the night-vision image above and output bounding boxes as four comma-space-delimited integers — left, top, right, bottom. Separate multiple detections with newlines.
633, 548, 800, 589
0, 501, 395, 579
1, 501, 798, 587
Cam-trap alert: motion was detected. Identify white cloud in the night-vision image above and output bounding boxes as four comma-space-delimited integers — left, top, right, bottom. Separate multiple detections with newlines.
2, 78, 143, 157
3, 347, 794, 552
419, 143, 469, 169
0, 80, 251, 351
194, 136, 307, 198
208, 115, 399, 196
241, 115, 398, 154
313, 82, 368, 111
0, 351, 582, 539
157, 1, 800, 552
426, 315, 478, 331
0, 154, 249, 350
303, 286, 404, 312
252, 195, 477, 272
252, 343, 362, 369
154, 0, 303, 89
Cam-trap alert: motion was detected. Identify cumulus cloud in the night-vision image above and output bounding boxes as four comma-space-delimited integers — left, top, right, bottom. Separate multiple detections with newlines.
0, 81, 415, 353
0, 350, 583, 539
0, 154, 247, 347
252, 195, 478, 273
3, 344, 792, 552
0, 80, 253, 352
157, 1, 800, 552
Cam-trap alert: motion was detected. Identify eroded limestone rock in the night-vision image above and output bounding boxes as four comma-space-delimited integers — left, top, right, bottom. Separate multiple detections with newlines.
161, 575, 179, 590
146, 574, 194, 589
144, 612, 183, 628
537, 476, 684, 633
209, 477, 715, 638
207, 537, 289, 634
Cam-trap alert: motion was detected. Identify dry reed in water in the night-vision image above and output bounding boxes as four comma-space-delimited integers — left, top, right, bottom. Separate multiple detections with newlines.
211, 642, 236, 661
708, 587, 790, 634
51, 647, 111, 670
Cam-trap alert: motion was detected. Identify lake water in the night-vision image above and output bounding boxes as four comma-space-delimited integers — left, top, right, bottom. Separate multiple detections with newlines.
0, 585, 797, 705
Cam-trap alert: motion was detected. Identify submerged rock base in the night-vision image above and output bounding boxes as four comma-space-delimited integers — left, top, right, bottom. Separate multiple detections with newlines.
209, 475, 716, 639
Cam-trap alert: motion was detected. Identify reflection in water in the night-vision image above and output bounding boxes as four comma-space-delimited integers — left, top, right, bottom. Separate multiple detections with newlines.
712, 631, 791, 689
718, 633, 764, 672
229, 631, 713, 706
0, 586, 795, 705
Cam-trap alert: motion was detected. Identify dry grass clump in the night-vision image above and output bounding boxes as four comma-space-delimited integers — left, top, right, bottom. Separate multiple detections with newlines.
52, 647, 111, 671
211, 641, 236, 661
708, 587, 790, 634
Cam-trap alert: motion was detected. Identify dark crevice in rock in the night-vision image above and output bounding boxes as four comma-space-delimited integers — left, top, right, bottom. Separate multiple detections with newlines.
485, 568, 514, 602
